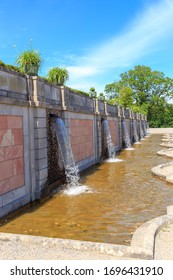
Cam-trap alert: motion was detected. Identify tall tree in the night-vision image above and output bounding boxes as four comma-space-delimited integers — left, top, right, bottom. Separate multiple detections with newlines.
104, 65, 173, 127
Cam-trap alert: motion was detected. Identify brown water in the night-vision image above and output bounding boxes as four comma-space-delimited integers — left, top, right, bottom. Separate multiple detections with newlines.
1, 134, 173, 245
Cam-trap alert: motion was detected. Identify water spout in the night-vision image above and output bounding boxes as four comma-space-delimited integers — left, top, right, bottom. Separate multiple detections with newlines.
139, 121, 144, 139
122, 119, 132, 149
53, 118, 91, 195
143, 122, 147, 136
102, 120, 116, 159
53, 118, 79, 188
133, 120, 139, 143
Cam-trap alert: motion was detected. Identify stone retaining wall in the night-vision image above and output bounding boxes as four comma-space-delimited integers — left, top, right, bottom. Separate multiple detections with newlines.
0, 66, 147, 218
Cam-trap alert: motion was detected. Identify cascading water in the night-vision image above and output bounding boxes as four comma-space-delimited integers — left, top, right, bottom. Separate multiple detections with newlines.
122, 119, 133, 149
102, 120, 116, 159
53, 117, 91, 195
102, 120, 122, 162
133, 120, 139, 143
143, 122, 147, 136
139, 121, 144, 139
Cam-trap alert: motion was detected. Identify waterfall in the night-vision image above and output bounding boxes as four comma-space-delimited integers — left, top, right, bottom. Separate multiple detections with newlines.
133, 120, 139, 142
102, 120, 116, 159
53, 117, 92, 195
122, 119, 132, 148
139, 121, 144, 139
143, 122, 147, 136
53, 118, 80, 189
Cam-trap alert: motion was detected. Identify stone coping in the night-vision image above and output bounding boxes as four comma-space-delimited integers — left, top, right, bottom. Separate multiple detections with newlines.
1, 206, 173, 260
131, 206, 173, 259
151, 161, 173, 181
160, 142, 173, 148
157, 148, 173, 158
161, 139, 173, 142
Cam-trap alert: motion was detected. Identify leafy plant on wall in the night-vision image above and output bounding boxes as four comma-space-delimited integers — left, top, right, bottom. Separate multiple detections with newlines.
47, 67, 69, 86
15, 49, 43, 76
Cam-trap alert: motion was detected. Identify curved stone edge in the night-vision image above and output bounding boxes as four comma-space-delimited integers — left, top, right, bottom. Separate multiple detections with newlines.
131, 206, 173, 259
160, 143, 173, 148
157, 149, 173, 158
151, 162, 173, 179
161, 139, 173, 142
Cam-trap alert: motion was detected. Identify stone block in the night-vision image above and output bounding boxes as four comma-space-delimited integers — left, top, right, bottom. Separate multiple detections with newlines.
34, 128, 47, 139
0, 89, 8, 97
34, 118, 47, 128
36, 177, 47, 191
35, 148, 47, 160
35, 158, 48, 169
34, 138, 47, 149
9, 174, 24, 190
12, 157, 24, 176
0, 203, 14, 219
52, 87, 61, 101
36, 168, 48, 181
4, 145, 23, 160
0, 196, 2, 207
0, 160, 13, 180
34, 108, 46, 118
2, 185, 25, 206
12, 192, 30, 209
8, 75, 27, 94
0, 129, 14, 147
0, 71, 9, 90
0, 178, 10, 195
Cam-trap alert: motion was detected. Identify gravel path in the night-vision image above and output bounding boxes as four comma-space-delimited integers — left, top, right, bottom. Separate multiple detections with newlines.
0, 234, 137, 260
0, 239, 115, 260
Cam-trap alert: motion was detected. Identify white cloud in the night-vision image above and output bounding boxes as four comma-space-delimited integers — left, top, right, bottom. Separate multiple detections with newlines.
66, 66, 99, 79
81, 0, 173, 68
45, 0, 173, 92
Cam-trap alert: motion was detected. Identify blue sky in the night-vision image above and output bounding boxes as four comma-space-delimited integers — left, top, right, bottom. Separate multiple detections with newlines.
1, 0, 173, 93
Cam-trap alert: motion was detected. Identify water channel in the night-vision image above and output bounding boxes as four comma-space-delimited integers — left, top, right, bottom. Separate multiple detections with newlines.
1, 134, 173, 245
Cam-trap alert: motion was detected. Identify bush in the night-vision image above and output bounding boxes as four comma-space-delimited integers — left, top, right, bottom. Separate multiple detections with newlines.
15, 49, 43, 75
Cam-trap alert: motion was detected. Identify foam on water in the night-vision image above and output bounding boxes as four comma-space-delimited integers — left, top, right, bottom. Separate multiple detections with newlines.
105, 158, 124, 163
62, 185, 93, 196
124, 147, 135, 151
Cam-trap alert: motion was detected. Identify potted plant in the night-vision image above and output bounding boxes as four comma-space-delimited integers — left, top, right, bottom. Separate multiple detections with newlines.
47, 67, 69, 86
15, 49, 43, 76
89, 87, 97, 98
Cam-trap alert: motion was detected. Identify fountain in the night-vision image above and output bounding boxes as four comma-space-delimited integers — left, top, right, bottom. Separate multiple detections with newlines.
102, 120, 122, 162
139, 121, 144, 139
122, 119, 134, 150
143, 122, 147, 136
53, 117, 91, 195
133, 120, 139, 143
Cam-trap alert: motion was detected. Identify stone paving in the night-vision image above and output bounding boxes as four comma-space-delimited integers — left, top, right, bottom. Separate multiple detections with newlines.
155, 223, 173, 259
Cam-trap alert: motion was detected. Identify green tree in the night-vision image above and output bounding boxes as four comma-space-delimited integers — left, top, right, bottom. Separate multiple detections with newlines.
104, 65, 173, 127
104, 82, 119, 100
47, 67, 69, 85
119, 65, 173, 105
117, 86, 133, 108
